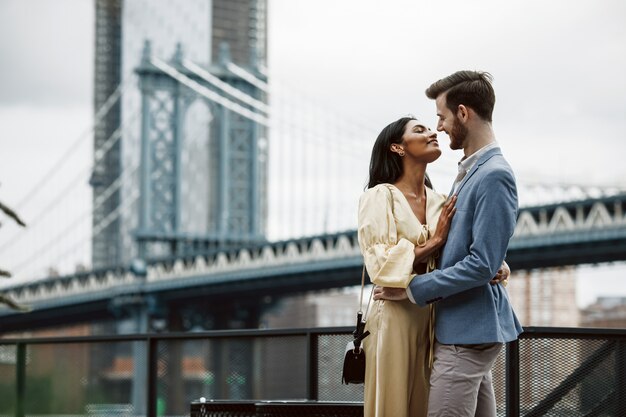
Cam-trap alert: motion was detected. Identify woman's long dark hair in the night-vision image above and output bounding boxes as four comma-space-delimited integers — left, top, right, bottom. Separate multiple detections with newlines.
366, 116, 433, 190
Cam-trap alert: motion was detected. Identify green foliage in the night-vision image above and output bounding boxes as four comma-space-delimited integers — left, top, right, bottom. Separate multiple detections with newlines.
0, 381, 16, 413
0, 375, 54, 414
0, 198, 30, 312
24, 375, 54, 413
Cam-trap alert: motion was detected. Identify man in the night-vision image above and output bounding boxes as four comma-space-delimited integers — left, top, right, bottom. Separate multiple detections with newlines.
374, 70, 522, 417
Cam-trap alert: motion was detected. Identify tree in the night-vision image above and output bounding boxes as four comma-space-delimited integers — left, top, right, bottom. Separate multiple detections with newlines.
0, 199, 30, 312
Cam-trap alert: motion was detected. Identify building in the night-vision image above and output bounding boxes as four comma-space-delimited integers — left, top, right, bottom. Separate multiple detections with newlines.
580, 296, 626, 328
261, 287, 362, 329
506, 266, 580, 327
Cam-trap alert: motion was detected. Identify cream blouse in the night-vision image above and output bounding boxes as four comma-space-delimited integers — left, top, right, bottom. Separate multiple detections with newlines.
357, 183, 447, 288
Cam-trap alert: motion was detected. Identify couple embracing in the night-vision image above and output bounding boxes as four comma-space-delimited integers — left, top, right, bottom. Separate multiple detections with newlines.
357, 70, 522, 417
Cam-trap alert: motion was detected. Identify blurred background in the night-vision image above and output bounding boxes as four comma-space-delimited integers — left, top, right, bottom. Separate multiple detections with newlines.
0, 0, 625, 334
1, 1, 626, 415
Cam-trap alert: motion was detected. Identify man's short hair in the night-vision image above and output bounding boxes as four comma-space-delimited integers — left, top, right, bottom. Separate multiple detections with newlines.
425, 70, 495, 122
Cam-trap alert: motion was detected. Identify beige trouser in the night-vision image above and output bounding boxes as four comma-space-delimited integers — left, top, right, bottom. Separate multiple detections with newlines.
428, 341, 503, 417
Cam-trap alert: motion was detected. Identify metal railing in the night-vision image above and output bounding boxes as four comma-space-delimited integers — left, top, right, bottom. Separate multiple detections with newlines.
507, 327, 626, 417
0, 326, 624, 417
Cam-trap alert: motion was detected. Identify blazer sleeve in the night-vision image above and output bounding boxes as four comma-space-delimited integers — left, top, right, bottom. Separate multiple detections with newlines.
408, 168, 518, 305
357, 186, 416, 288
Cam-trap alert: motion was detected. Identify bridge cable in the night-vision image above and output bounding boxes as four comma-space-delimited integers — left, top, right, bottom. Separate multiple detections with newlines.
226, 62, 269, 93
5, 166, 140, 282
151, 58, 269, 126
12, 80, 131, 211
0, 110, 139, 256
3, 119, 212, 283
182, 60, 269, 114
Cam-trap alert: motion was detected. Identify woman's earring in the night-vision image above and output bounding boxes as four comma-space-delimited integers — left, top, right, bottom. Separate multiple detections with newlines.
391, 145, 405, 157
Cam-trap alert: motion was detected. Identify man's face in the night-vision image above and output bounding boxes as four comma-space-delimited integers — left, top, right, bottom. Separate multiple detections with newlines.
435, 94, 467, 150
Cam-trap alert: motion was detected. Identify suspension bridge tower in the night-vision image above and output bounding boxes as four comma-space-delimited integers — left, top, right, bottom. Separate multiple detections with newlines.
91, 0, 268, 268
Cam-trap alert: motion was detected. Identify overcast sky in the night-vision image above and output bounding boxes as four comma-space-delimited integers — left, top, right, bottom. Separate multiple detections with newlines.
1, 0, 625, 307
270, 0, 626, 187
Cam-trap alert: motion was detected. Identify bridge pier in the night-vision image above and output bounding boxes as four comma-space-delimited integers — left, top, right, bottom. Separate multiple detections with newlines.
210, 301, 263, 400
109, 293, 163, 415
131, 308, 148, 415
161, 296, 275, 405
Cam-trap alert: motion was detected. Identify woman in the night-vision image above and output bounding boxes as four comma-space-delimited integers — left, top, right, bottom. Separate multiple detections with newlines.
357, 116, 508, 417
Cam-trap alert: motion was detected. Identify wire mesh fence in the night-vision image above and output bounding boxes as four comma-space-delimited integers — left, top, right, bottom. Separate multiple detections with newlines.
515, 333, 626, 417
0, 327, 624, 417
0, 340, 141, 415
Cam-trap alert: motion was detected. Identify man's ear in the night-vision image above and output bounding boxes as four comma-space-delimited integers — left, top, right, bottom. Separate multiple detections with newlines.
457, 104, 470, 122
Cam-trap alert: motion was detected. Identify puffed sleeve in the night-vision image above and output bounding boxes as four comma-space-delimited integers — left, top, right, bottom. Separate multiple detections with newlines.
357, 185, 416, 288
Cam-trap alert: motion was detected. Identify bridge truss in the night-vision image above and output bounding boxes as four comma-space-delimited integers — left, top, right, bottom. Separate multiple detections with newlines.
1, 192, 625, 333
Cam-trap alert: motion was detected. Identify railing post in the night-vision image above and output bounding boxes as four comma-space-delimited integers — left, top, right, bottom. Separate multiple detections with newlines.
616, 340, 626, 416
506, 339, 520, 417
146, 336, 158, 417
306, 332, 319, 401
15, 343, 26, 417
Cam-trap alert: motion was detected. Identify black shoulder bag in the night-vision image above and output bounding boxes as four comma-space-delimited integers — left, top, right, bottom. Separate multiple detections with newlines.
341, 266, 373, 384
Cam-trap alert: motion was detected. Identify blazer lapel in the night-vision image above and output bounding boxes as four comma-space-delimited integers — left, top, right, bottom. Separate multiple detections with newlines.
454, 147, 502, 196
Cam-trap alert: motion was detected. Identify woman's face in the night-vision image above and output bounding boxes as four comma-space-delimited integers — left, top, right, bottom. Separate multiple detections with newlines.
400, 119, 441, 163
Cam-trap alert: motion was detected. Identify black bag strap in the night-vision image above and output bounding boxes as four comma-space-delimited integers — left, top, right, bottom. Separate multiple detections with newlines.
358, 184, 395, 322
353, 266, 371, 351
353, 183, 398, 350
358, 266, 374, 321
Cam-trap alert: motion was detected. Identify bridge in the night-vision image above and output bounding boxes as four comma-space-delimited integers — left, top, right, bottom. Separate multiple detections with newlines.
1, 190, 625, 333
0, 0, 624, 338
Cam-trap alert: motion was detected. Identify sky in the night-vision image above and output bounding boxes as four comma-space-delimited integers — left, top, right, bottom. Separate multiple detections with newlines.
0, 0, 625, 307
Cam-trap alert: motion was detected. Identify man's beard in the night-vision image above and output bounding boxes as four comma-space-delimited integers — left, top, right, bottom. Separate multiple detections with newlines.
449, 117, 468, 150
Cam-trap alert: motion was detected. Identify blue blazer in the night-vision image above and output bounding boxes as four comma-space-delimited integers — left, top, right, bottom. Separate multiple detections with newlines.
408, 146, 523, 344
